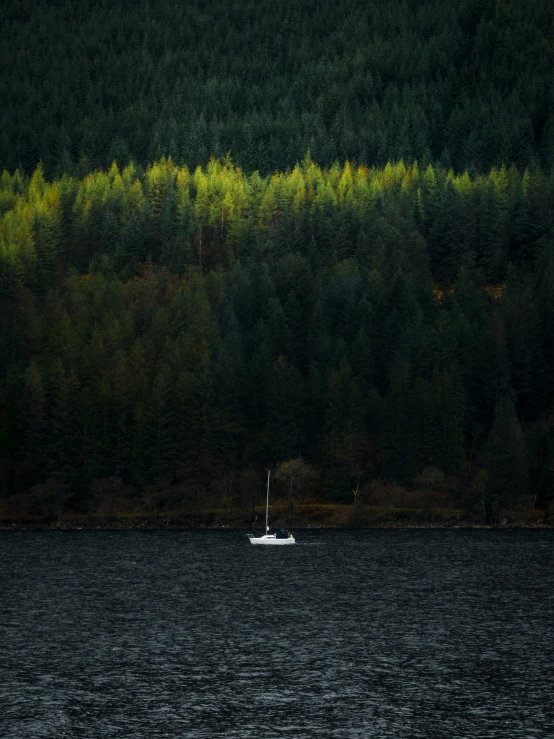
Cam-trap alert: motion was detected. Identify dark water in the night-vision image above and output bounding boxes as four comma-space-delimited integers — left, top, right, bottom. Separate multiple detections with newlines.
1, 529, 553, 738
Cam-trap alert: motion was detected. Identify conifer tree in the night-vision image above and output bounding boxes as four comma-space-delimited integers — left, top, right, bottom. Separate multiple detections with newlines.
20, 362, 48, 486
48, 360, 81, 485
145, 368, 175, 485
484, 398, 529, 516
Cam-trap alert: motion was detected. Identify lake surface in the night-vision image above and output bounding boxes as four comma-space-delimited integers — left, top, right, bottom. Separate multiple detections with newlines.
1, 529, 553, 738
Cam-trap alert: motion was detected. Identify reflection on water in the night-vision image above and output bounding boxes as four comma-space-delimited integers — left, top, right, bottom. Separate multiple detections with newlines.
1, 529, 553, 738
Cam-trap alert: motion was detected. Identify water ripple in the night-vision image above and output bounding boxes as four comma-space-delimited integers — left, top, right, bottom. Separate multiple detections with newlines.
1, 529, 553, 737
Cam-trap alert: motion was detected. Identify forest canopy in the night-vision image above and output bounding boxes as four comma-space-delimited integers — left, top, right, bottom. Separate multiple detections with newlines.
0, 157, 553, 521
0, 0, 553, 177
0, 0, 553, 523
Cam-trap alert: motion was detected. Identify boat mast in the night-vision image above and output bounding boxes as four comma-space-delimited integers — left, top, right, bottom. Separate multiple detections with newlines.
266, 469, 270, 533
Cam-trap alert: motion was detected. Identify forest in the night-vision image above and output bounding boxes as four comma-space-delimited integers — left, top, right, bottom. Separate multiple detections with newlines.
0, 0, 553, 524
1, 0, 553, 177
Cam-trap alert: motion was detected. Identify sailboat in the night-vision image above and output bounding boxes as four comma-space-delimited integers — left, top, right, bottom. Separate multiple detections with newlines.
247, 470, 295, 545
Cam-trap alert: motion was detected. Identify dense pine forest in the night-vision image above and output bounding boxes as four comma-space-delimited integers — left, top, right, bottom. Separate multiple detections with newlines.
2, 0, 553, 177
1, 0, 553, 524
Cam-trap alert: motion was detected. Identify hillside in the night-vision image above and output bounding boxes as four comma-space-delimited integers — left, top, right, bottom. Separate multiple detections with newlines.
1, 0, 553, 177
1, 158, 553, 523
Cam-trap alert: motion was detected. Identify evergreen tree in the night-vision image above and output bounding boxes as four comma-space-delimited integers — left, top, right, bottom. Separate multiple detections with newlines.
145, 368, 175, 484
484, 398, 529, 516
20, 362, 48, 487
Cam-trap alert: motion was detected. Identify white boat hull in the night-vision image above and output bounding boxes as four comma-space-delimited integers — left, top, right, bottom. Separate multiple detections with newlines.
248, 534, 295, 545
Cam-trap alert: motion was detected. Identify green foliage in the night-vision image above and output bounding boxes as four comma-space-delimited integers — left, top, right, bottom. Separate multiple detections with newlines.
0, 0, 553, 177
274, 457, 317, 514
485, 399, 529, 516
0, 156, 552, 515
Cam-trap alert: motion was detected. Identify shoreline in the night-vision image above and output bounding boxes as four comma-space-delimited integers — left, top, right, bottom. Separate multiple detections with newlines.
1, 507, 552, 532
